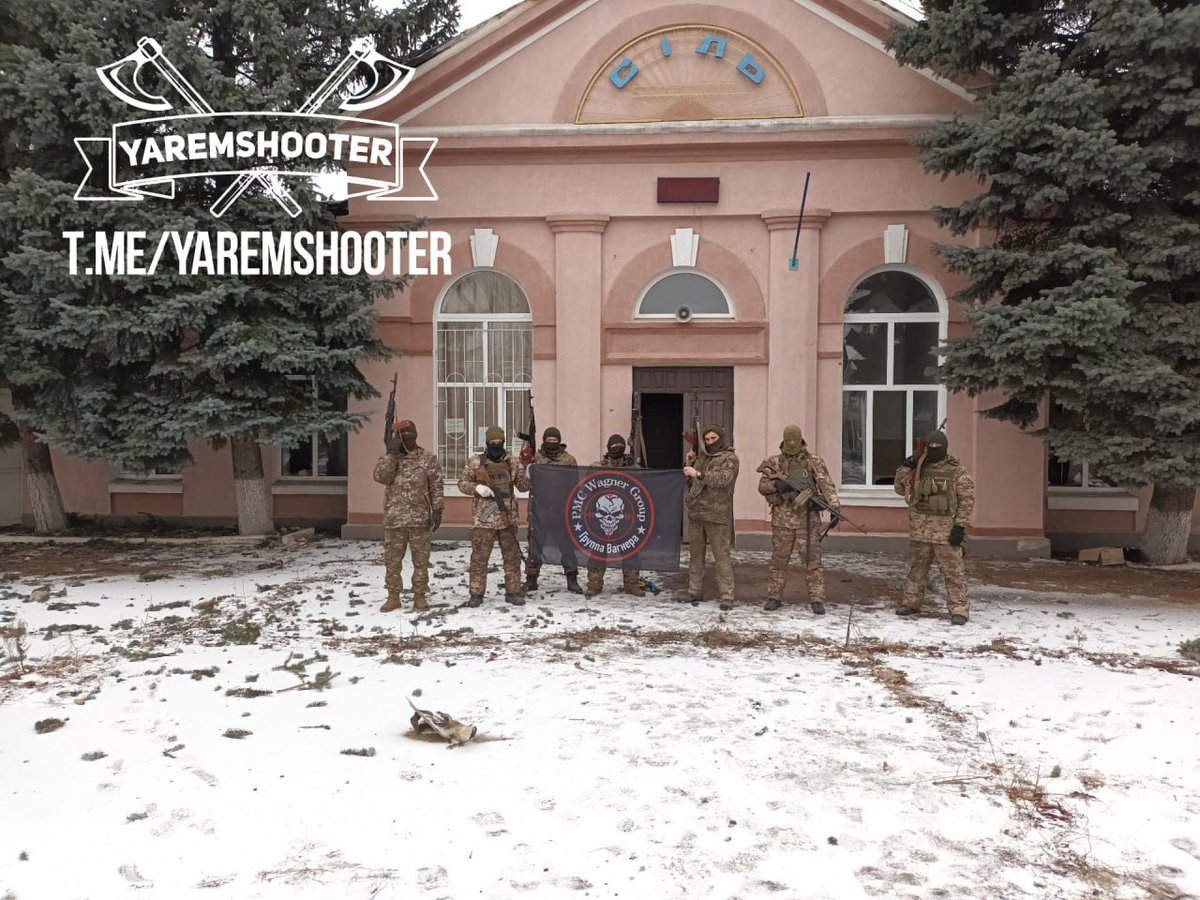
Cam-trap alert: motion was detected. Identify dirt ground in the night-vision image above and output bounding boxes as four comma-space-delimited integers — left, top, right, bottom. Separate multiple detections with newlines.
2, 539, 1195, 604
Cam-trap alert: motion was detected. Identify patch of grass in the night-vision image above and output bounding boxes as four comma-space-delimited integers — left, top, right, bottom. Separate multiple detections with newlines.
146, 600, 190, 612
221, 621, 261, 644
42, 623, 101, 639
81, 750, 107, 761
340, 747, 376, 757
126, 811, 149, 822
222, 728, 252, 739
34, 718, 66, 734
1179, 637, 1200, 663
110, 619, 134, 630
226, 687, 272, 698
170, 666, 219, 680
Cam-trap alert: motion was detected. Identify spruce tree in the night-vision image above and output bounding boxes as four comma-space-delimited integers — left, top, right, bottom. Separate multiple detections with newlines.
889, 0, 1200, 564
0, 0, 460, 533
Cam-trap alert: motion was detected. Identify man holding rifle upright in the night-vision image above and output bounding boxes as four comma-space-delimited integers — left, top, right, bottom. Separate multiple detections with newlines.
756, 425, 841, 616
894, 429, 975, 625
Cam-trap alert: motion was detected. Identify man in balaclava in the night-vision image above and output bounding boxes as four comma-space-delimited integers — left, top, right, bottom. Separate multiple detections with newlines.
755, 425, 841, 615
584, 434, 646, 599
374, 419, 444, 612
458, 425, 531, 607
521, 426, 583, 594
682, 423, 740, 610
894, 428, 975, 624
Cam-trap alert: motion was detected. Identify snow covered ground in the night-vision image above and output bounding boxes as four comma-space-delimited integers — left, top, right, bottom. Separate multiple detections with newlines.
1, 539, 1197, 899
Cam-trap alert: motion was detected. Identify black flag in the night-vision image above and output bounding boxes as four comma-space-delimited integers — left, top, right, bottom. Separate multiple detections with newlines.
529, 466, 684, 571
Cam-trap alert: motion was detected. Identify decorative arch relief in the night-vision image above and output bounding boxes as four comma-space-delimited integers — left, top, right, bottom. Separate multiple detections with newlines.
576, 25, 803, 124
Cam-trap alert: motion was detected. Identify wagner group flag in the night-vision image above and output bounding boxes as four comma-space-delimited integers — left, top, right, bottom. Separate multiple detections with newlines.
529, 467, 684, 571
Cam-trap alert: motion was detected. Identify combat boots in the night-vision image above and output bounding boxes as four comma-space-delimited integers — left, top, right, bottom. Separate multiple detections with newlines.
810, 601, 826, 615
523, 576, 538, 592
624, 582, 646, 598
565, 573, 583, 594
506, 591, 526, 606
380, 594, 402, 613
466, 594, 483, 608
763, 597, 781, 611
412, 596, 430, 612
950, 614, 968, 626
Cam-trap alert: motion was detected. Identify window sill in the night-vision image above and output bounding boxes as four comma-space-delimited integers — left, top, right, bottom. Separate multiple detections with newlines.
837, 487, 907, 508
273, 478, 348, 496
1047, 489, 1138, 511
109, 478, 184, 494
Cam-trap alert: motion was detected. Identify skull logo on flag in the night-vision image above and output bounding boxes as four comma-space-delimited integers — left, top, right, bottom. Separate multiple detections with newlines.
595, 493, 626, 536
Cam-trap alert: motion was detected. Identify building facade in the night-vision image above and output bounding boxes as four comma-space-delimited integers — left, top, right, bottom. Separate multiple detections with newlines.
4, 0, 1197, 553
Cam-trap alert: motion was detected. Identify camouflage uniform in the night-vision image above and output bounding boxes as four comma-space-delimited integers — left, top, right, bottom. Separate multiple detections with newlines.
585, 450, 645, 597
685, 427, 740, 604
459, 451, 530, 598
373, 444, 443, 611
523, 445, 580, 587
756, 447, 840, 605
894, 453, 975, 617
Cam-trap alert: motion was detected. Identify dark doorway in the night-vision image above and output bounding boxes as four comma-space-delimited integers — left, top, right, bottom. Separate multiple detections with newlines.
640, 393, 683, 469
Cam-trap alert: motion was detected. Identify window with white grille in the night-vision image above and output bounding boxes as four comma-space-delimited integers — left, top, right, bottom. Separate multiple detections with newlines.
841, 269, 947, 487
436, 271, 533, 478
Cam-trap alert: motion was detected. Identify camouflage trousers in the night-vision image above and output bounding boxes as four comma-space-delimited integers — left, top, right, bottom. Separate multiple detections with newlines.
903, 541, 969, 616
767, 522, 825, 602
384, 526, 432, 601
687, 519, 735, 602
469, 527, 524, 596
586, 566, 642, 594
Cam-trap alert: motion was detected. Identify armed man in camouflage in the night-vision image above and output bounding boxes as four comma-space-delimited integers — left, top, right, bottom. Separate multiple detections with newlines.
584, 434, 646, 599
373, 419, 444, 613
682, 424, 740, 610
521, 426, 583, 594
756, 425, 841, 615
459, 426, 530, 607
894, 429, 975, 625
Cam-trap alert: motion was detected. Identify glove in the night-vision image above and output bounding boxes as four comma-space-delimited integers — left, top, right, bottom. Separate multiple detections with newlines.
772, 478, 791, 494
431, 508, 443, 532
948, 524, 965, 547
475, 484, 494, 498
901, 455, 918, 469
519, 445, 534, 464
386, 436, 404, 455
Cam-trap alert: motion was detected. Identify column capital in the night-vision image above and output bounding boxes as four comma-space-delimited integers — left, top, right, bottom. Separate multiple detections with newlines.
546, 213, 610, 234
761, 208, 832, 232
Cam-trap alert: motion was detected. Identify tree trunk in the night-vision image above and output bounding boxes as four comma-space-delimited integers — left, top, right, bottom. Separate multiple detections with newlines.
231, 435, 275, 535
1140, 483, 1196, 566
17, 419, 67, 534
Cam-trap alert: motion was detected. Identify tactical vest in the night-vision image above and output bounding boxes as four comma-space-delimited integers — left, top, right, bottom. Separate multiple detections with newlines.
912, 468, 958, 517
604, 454, 634, 468
483, 458, 513, 502
768, 454, 811, 507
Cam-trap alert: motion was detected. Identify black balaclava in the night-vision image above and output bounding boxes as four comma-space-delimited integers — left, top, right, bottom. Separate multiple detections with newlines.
541, 426, 565, 458
702, 424, 726, 455
606, 434, 626, 460
396, 419, 418, 453
485, 425, 506, 461
923, 430, 948, 464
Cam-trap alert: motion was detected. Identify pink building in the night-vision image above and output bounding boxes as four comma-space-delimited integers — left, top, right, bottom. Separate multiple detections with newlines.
4, 0, 1196, 554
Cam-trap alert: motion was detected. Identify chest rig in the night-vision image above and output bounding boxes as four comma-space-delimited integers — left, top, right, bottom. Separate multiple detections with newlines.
912, 463, 958, 516
482, 459, 513, 501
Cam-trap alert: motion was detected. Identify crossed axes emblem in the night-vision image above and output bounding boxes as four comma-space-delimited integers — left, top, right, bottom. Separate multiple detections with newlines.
97, 36, 413, 218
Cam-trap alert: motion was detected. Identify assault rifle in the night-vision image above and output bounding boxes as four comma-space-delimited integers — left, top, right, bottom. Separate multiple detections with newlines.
629, 397, 647, 467
516, 394, 536, 458
759, 464, 868, 539
383, 373, 398, 448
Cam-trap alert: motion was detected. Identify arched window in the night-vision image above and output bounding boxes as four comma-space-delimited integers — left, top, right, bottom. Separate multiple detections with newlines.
635, 270, 732, 318
841, 269, 946, 487
436, 271, 533, 477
